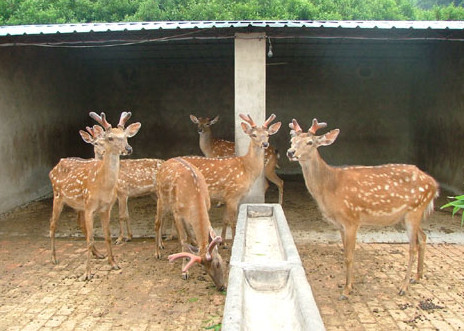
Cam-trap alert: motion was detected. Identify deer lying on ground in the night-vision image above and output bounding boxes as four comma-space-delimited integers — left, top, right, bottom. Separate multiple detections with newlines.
190, 114, 284, 204
183, 114, 281, 245
82, 125, 165, 244
286, 118, 438, 299
154, 157, 225, 290
49, 112, 141, 280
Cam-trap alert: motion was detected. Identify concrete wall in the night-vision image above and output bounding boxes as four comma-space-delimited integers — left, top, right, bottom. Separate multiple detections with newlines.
0, 47, 91, 213
1, 39, 463, 213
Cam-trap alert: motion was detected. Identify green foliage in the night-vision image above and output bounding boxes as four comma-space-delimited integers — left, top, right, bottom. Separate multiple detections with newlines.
205, 323, 221, 331
1, 0, 464, 25
441, 194, 464, 226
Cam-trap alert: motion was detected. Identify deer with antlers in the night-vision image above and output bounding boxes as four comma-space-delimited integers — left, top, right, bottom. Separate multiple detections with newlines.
49, 112, 141, 280
154, 157, 225, 290
287, 118, 439, 299
182, 114, 281, 245
190, 115, 284, 204
82, 125, 165, 244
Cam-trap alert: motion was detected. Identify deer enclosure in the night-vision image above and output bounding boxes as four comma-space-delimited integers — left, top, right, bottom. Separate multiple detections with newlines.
1, 25, 464, 215
1, 177, 463, 329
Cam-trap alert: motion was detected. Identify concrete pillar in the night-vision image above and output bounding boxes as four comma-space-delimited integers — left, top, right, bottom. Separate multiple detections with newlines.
234, 32, 266, 203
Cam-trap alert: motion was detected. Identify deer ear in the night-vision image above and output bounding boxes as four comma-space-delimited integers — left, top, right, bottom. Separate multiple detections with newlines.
268, 122, 281, 135
125, 122, 141, 137
318, 129, 340, 146
93, 125, 105, 136
241, 122, 252, 134
190, 114, 199, 124
210, 115, 219, 125
79, 130, 93, 144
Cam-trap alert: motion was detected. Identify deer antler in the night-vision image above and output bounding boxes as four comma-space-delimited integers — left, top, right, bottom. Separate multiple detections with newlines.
85, 126, 96, 138
205, 236, 223, 261
290, 119, 303, 133
308, 118, 327, 135
168, 252, 202, 272
89, 112, 112, 130
262, 114, 276, 128
118, 112, 132, 129
239, 114, 257, 128
85, 125, 104, 139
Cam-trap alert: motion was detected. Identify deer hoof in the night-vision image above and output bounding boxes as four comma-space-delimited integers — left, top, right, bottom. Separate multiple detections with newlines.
111, 264, 121, 271
398, 289, 406, 296
80, 272, 94, 282
115, 237, 124, 245
182, 272, 189, 280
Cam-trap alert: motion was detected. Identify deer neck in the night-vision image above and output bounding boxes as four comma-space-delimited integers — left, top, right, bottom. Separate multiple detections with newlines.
241, 141, 265, 178
96, 153, 120, 192
199, 130, 214, 157
300, 150, 337, 200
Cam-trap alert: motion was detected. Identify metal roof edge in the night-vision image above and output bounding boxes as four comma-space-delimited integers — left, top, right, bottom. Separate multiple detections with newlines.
1, 20, 463, 37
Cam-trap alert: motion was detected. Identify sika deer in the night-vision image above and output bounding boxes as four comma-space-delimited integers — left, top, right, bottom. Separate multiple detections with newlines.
49, 112, 141, 280
183, 114, 281, 245
82, 126, 165, 244
190, 114, 284, 204
154, 157, 225, 290
287, 118, 438, 299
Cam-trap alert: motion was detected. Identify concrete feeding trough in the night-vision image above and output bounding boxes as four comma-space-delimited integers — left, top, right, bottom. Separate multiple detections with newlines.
222, 204, 325, 331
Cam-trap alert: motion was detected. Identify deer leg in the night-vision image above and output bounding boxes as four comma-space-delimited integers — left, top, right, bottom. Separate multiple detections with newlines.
221, 202, 238, 247
154, 199, 165, 259
173, 215, 190, 280
164, 219, 178, 241
415, 227, 427, 282
116, 195, 131, 245
264, 166, 284, 205
400, 216, 420, 295
340, 225, 358, 300
83, 210, 95, 281
77, 211, 104, 259
100, 209, 120, 271
50, 197, 64, 265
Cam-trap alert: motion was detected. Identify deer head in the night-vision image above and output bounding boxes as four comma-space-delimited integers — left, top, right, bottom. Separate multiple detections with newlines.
190, 115, 220, 134
239, 113, 281, 149
79, 125, 106, 159
287, 118, 339, 162
81, 112, 141, 157
169, 230, 225, 291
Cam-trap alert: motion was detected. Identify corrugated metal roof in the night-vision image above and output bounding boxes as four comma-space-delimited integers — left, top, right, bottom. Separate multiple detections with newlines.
1, 20, 463, 37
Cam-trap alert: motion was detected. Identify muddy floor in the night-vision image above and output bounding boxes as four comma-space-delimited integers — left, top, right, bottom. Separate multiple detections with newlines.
1, 176, 463, 330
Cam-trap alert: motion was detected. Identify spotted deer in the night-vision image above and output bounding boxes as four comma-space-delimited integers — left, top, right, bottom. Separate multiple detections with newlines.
154, 157, 225, 290
190, 114, 284, 204
49, 112, 141, 280
183, 114, 281, 245
82, 125, 165, 244
287, 118, 438, 299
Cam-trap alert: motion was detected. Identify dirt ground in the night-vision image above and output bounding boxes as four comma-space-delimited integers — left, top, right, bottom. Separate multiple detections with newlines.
1, 176, 464, 330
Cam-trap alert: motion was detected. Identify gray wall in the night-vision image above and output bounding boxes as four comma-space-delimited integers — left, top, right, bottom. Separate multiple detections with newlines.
0, 47, 91, 213
1, 40, 463, 214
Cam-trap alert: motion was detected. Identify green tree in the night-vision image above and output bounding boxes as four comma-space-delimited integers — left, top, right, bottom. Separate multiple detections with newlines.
1, 0, 464, 25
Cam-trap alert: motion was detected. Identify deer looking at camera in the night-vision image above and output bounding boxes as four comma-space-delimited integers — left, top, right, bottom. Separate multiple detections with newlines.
154, 157, 225, 291
183, 114, 281, 245
287, 118, 438, 299
190, 115, 284, 204
82, 126, 165, 244
49, 112, 141, 280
